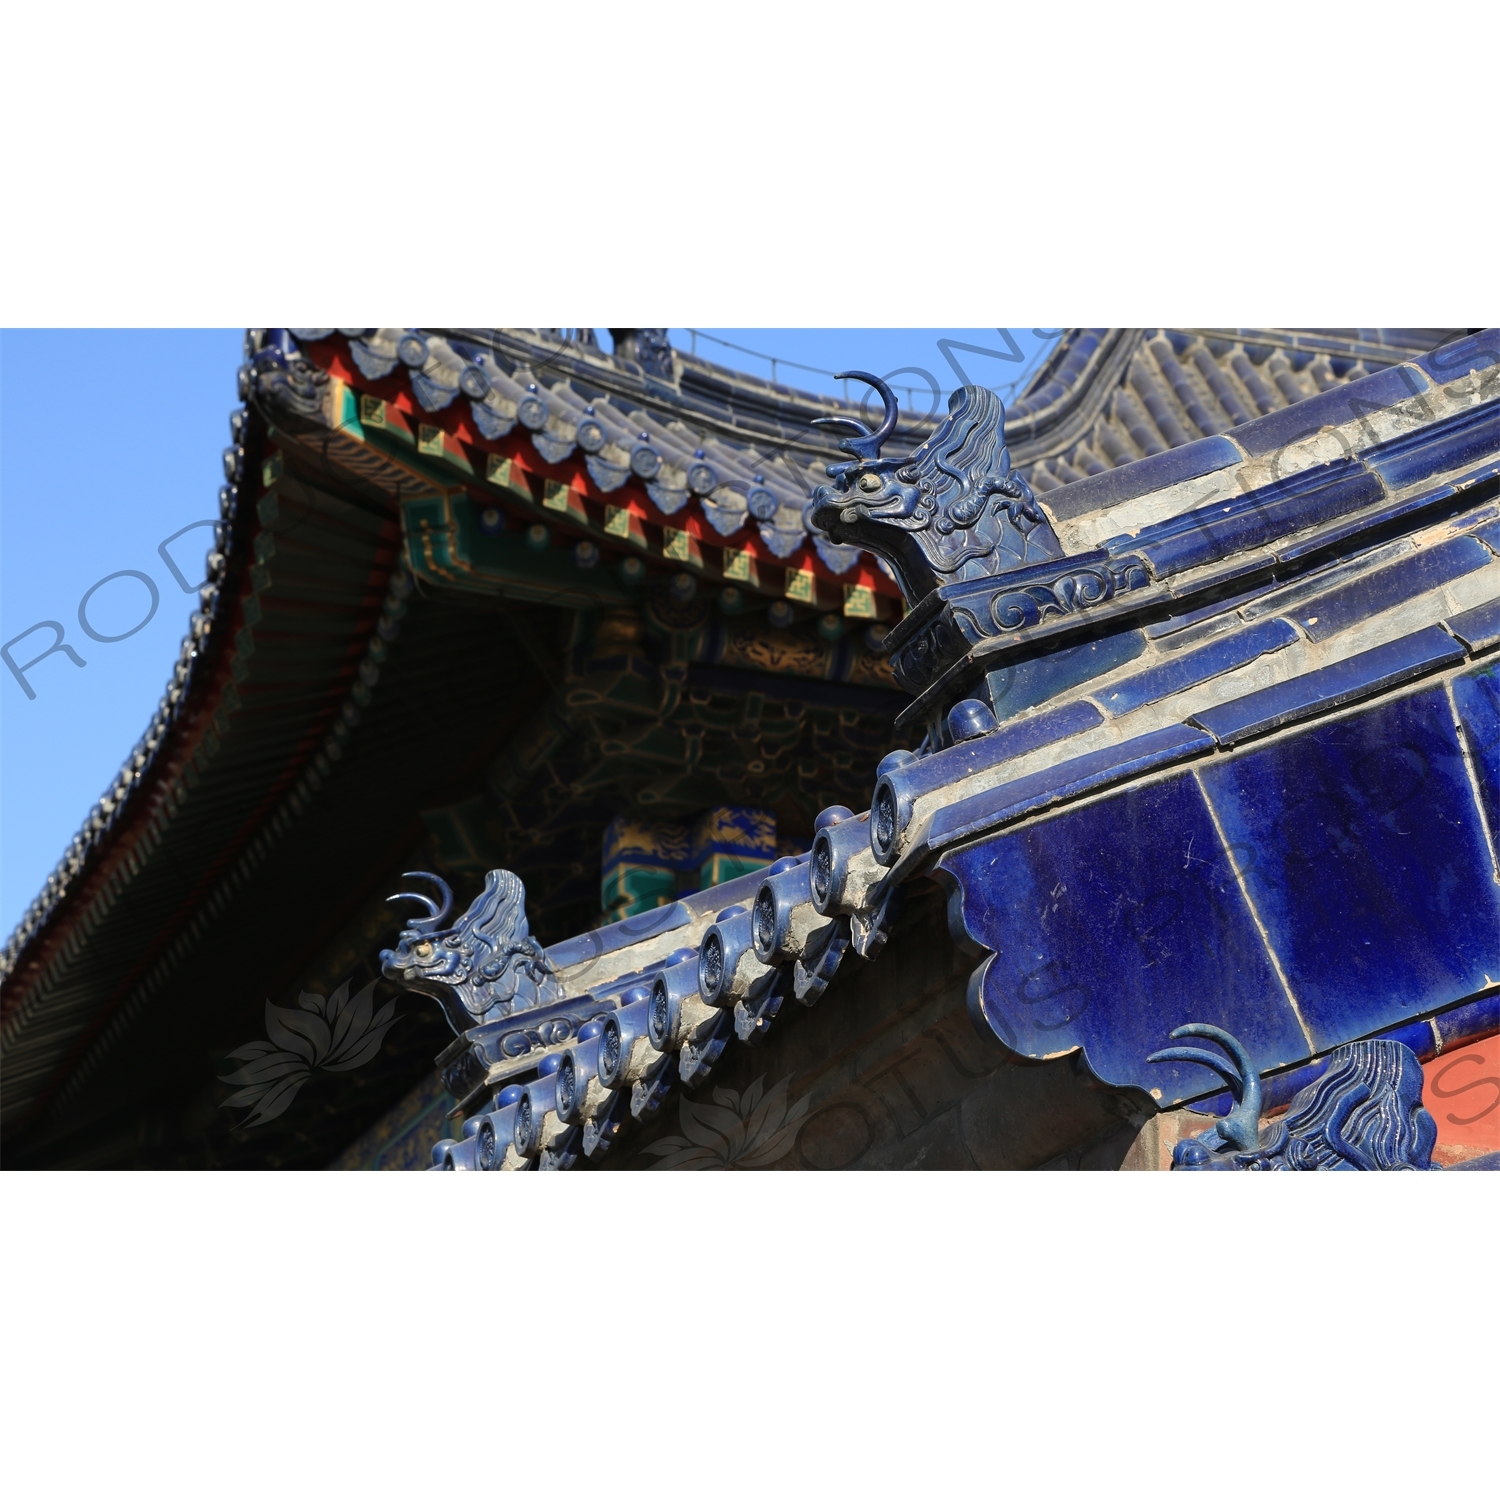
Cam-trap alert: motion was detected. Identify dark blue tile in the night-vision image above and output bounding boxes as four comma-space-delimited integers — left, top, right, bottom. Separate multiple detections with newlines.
1415, 328, 1500, 387
928, 723, 1214, 851
1291, 534, 1493, 642
545, 903, 690, 969
1097, 618, 1299, 716
1451, 662, 1500, 844
940, 772, 1310, 1102
1447, 596, 1500, 654
1273, 479, 1463, 563
986, 630, 1146, 720
1475, 518, 1500, 554
1227, 364, 1428, 458
1144, 578, 1279, 642
1364, 400, 1500, 492
1196, 685, 1500, 1053
1190, 625, 1465, 747
881, 699, 1102, 811
1434, 991, 1500, 1053
543, 862, 772, 969
1373, 1019, 1440, 1059
1240, 544, 1411, 622
1041, 434, 1243, 522
1132, 462, 1384, 578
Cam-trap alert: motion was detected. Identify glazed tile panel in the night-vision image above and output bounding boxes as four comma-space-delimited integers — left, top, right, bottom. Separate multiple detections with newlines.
946, 773, 1309, 1104
1450, 662, 1500, 845
1196, 686, 1500, 1052
943, 680, 1500, 1105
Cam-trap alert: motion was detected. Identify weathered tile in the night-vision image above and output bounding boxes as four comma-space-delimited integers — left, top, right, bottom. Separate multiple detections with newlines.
1415, 328, 1500, 387
1226, 365, 1426, 458
1189, 625, 1464, 746
1434, 991, 1500, 1053
1447, 597, 1500, 654
1290, 534, 1493, 641
1373, 1019, 1441, 1058
928, 723, 1214, 852
1097, 618, 1298, 716
941, 772, 1309, 1103
1239, 538, 1414, 621
1363, 400, 1500, 492
1274, 479, 1462, 563
986, 630, 1146, 720
1130, 461, 1384, 577
880, 699, 1102, 810
1196, 686, 1500, 1052
1144, 578, 1279, 642
1041, 433, 1242, 521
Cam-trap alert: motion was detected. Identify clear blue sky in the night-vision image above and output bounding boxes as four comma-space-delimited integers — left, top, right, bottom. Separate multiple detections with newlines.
1, 330, 244, 939
0, 328, 1058, 940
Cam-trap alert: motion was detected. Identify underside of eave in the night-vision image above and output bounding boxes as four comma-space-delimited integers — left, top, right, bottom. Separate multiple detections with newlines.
1, 412, 406, 1135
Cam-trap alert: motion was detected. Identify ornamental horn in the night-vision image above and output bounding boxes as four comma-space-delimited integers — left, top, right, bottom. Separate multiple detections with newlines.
386, 871, 454, 933
811, 370, 899, 462
1147, 1022, 1264, 1153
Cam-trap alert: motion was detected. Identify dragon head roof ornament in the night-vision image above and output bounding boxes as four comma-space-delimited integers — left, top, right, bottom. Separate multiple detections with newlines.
379, 870, 562, 1034
1150, 1025, 1441, 1171
808, 371, 1065, 605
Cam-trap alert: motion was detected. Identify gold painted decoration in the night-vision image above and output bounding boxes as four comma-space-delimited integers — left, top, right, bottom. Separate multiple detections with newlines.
717, 626, 831, 679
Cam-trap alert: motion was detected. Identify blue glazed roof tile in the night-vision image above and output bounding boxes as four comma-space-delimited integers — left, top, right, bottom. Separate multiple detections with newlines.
1446, 597, 1500, 654
1129, 462, 1385, 578
880, 700, 1105, 812
1414, 328, 1500, 386
927, 722, 1215, 851
987, 631, 1147, 720
1195, 686, 1500, 1053
1364, 400, 1500, 492
1291, 535, 1494, 642
1189, 625, 1466, 747
1436, 992, 1500, 1052
1226, 364, 1429, 456
1097, 618, 1300, 716
1042, 433, 1244, 522
1450, 663, 1500, 843
945, 771, 1309, 1100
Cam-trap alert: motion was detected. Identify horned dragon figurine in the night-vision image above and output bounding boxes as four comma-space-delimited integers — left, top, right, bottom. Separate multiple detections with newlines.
1150, 1024, 1443, 1170
380, 870, 562, 1034
808, 371, 1065, 604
